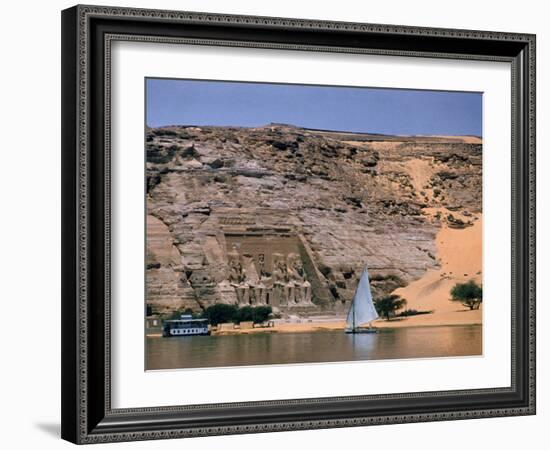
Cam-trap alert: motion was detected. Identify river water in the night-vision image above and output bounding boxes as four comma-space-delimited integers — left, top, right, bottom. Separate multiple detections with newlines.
146, 324, 481, 370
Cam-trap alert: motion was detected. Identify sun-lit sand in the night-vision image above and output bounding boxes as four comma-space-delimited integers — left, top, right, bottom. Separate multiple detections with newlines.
393, 210, 482, 319
385, 153, 482, 327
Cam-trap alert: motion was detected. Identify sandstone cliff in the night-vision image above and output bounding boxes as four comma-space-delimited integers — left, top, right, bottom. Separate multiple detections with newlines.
146, 124, 481, 316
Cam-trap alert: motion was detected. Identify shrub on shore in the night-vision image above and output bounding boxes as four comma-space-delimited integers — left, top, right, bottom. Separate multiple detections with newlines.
450, 280, 482, 310
202, 304, 273, 326
397, 309, 433, 317
374, 295, 407, 320
234, 305, 272, 324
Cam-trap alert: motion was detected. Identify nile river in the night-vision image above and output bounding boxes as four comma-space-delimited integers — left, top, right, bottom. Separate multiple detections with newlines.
146, 324, 481, 370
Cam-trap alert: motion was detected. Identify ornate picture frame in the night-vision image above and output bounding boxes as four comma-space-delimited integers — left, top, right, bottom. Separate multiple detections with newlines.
61, 4, 536, 444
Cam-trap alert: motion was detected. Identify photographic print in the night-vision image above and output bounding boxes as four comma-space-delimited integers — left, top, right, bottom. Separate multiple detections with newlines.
145, 78, 483, 370
61, 8, 535, 441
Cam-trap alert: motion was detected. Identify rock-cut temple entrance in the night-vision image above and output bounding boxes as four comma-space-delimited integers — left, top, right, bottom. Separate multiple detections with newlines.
222, 229, 332, 312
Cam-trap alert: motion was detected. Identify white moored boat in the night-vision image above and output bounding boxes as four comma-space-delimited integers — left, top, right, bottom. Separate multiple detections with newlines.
345, 265, 379, 334
162, 315, 210, 337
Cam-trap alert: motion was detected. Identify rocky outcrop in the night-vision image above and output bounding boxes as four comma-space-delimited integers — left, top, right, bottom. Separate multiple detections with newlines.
146, 124, 482, 316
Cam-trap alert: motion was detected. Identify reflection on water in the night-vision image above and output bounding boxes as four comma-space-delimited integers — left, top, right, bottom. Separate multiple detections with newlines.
146, 325, 482, 370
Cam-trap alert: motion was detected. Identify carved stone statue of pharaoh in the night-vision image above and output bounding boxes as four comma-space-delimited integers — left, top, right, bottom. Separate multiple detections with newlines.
257, 253, 270, 278
259, 259, 274, 306
252, 278, 267, 305
287, 252, 312, 305
227, 246, 249, 305
228, 258, 245, 285
271, 253, 287, 306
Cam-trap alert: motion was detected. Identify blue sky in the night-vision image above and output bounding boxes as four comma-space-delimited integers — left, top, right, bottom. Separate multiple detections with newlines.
146, 78, 482, 137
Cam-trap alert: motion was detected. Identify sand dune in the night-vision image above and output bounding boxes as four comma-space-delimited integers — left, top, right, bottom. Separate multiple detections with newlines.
382, 151, 482, 326
392, 212, 482, 323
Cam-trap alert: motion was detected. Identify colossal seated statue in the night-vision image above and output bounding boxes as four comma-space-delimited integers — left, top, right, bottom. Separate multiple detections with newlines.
287, 253, 312, 305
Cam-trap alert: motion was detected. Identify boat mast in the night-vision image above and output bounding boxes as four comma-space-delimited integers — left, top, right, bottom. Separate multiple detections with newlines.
352, 300, 356, 331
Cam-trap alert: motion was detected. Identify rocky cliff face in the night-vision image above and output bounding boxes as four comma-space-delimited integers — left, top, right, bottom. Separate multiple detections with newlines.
146, 124, 482, 316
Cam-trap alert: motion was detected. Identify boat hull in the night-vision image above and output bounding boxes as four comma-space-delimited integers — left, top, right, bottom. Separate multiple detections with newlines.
345, 328, 378, 334
163, 328, 211, 337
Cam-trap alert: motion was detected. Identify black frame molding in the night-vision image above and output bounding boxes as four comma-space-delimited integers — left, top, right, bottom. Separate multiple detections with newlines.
61, 4, 536, 444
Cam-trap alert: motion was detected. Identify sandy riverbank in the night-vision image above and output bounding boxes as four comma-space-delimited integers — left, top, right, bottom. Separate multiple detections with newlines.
205, 313, 480, 336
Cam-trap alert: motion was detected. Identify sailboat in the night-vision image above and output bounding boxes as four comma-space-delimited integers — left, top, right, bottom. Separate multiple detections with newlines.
345, 265, 379, 334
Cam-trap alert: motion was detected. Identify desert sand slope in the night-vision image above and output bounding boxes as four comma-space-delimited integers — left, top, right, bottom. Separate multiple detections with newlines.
392, 211, 482, 325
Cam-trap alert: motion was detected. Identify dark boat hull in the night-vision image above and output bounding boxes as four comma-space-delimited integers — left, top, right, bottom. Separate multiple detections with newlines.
345, 328, 378, 334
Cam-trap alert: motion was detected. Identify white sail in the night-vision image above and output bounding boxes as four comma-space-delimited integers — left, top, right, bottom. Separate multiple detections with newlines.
346, 265, 379, 329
